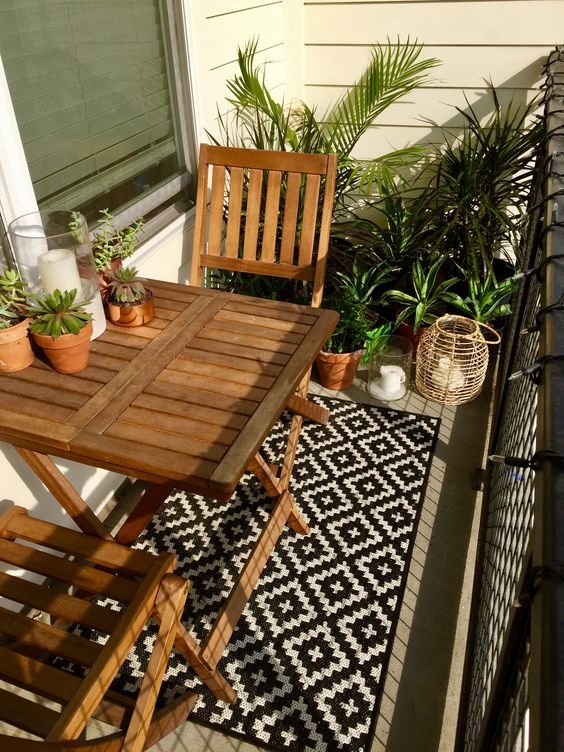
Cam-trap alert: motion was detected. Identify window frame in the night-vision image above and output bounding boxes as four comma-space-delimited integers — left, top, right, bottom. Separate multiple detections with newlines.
0, 0, 199, 259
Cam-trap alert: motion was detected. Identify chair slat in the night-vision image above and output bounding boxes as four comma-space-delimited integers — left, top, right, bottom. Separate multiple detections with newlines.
279, 171, 301, 265
0, 538, 137, 603
298, 173, 321, 266
0, 645, 81, 703
243, 168, 263, 260
2, 512, 156, 576
0, 573, 121, 634
225, 166, 244, 258
207, 164, 226, 255
261, 170, 282, 262
0, 686, 59, 738
0, 606, 103, 667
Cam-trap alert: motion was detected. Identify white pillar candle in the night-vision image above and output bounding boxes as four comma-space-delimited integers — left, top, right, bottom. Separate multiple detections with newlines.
83, 290, 107, 340
37, 248, 81, 294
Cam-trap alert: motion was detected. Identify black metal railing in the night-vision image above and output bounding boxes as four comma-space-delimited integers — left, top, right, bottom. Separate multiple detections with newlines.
457, 47, 564, 752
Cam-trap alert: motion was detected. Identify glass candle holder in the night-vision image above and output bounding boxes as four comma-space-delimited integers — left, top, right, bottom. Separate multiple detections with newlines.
8, 210, 106, 339
367, 335, 413, 402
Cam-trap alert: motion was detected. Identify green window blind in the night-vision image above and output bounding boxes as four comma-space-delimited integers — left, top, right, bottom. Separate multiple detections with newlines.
0, 0, 185, 222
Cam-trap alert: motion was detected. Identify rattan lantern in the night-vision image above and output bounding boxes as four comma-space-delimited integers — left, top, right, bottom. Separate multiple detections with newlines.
415, 315, 500, 405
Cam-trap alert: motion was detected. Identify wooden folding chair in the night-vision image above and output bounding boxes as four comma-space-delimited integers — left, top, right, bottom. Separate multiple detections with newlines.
0, 504, 197, 751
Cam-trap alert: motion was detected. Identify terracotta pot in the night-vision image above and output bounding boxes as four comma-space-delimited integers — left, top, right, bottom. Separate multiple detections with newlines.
0, 318, 34, 372
32, 321, 93, 374
105, 291, 155, 327
315, 348, 364, 390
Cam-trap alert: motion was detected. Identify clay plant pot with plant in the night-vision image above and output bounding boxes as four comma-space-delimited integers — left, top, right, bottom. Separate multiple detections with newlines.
449, 266, 519, 329
90, 209, 144, 297
105, 266, 154, 327
315, 264, 390, 390
27, 289, 93, 374
0, 269, 35, 372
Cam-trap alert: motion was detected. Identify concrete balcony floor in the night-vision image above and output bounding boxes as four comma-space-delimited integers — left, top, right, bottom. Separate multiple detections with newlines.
104, 361, 493, 752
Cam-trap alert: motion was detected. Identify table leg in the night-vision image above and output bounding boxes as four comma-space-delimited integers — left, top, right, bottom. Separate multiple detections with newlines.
200, 490, 294, 670
16, 449, 113, 540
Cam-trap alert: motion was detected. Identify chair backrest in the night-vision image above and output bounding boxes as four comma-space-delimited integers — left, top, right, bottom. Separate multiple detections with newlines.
191, 144, 337, 307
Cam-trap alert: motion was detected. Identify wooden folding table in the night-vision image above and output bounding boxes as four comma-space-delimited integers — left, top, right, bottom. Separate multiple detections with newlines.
0, 279, 338, 686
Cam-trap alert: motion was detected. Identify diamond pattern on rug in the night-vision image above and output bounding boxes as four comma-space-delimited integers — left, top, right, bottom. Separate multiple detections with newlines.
118, 396, 439, 752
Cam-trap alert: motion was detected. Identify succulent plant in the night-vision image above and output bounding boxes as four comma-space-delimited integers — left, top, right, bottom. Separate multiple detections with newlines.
91, 209, 144, 272
0, 269, 28, 329
27, 288, 92, 338
106, 266, 149, 304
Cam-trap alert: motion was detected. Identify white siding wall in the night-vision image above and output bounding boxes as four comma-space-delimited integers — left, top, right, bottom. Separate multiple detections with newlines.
302, 0, 563, 158
186, 1, 292, 142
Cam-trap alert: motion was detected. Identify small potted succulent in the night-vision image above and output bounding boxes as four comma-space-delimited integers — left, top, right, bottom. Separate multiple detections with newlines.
90, 209, 145, 296
0, 269, 35, 372
104, 266, 154, 327
27, 288, 93, 374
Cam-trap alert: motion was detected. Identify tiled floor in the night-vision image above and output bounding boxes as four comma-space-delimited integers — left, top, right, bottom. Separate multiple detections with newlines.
110, 363, 494, 752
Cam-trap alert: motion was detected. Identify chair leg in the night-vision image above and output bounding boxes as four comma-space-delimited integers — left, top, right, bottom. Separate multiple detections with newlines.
123, 574, 190, 751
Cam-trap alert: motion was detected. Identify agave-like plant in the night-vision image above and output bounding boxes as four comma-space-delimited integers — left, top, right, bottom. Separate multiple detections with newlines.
214, 37, 440, 210
27, 288, 92, 338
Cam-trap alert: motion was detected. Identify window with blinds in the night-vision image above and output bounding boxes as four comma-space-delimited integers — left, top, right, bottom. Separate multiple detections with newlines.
0, 0, 189, 224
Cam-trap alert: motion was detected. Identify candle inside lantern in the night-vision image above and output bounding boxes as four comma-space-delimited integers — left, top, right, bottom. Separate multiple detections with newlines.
369, 364, 407, 401
37, 248, 82, 295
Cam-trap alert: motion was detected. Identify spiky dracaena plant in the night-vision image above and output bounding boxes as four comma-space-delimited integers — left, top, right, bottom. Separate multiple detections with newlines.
214, 38, 440, 210
27, 289, 92, 338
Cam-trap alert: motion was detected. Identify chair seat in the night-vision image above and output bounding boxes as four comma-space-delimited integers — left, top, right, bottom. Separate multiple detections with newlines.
0, 504, 197, 751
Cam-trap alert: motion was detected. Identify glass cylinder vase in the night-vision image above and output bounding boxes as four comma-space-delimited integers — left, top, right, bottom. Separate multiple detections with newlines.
367, 335, 413, 402
8, 210, 106, 339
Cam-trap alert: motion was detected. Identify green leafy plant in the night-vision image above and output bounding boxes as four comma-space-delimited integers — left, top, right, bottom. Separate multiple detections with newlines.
91, 210, 145, 272
106, 266, 149, 304
324, 264, 391, 353
382, 257, 460, 332
217, 38, 439, 209
426, 87, 543, 278
27, 289, 92, 338
0, 269, 28, 329
450, 268, 518, 323
362, 321, 394, 363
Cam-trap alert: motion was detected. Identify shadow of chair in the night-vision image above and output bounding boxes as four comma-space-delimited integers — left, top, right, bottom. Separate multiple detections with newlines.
0, 504, 197, 750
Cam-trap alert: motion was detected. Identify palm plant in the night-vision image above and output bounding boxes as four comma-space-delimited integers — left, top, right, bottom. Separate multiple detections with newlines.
214, 38, 440, 210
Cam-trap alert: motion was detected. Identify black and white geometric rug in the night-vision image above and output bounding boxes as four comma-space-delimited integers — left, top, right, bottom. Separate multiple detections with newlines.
122, 396, 440, 752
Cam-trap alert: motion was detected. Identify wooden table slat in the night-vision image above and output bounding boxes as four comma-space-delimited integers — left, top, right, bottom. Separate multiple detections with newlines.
190, 337, 290, 367
214, 308, 311, 335
132, 393, 248, 430
172, 353, 276, 389
165, 359, 269, 400
70, 432, 218, 483
118, 406, 239, 446
153, 373, 260, 413
176, 345, 283, 378
198, 324, 299, 354
106, 421, 227, 462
